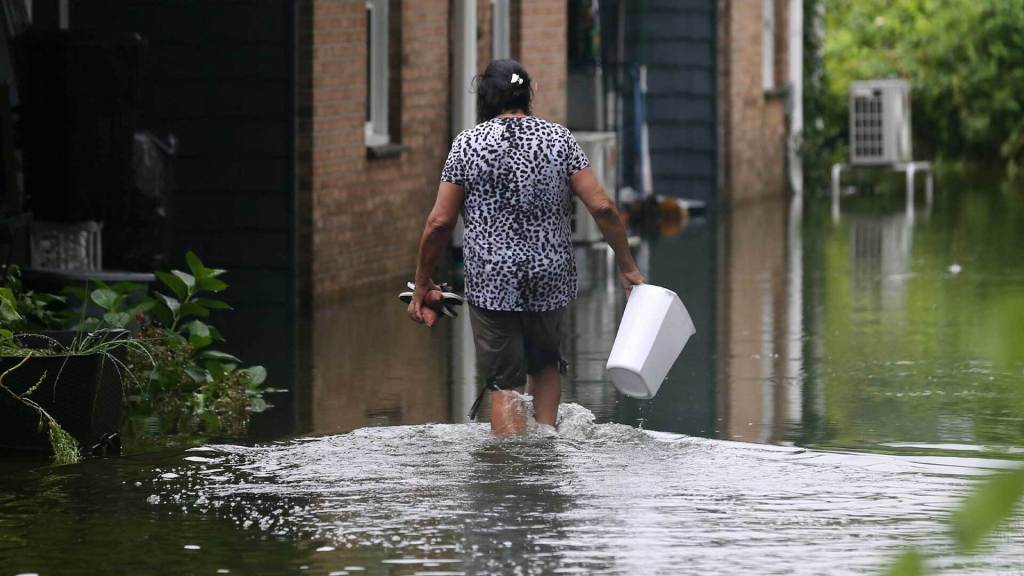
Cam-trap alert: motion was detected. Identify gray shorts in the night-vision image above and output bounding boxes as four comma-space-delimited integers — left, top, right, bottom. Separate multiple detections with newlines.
468, 305, 567, 391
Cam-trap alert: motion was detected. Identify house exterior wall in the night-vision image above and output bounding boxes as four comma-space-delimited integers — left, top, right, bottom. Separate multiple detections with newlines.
516, 0, 567, 125
296, 0, 452, 301
297, 0, 568, 302
718, 0, 789, 206
629, 0, 718, 203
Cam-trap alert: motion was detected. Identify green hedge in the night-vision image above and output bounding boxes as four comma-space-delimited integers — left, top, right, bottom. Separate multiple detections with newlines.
807, 0, 1024, 174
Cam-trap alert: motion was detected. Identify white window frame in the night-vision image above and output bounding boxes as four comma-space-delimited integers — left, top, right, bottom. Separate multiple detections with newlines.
365, 0, 389, 146
762, 0, 775, 91
491, 0, 510, 60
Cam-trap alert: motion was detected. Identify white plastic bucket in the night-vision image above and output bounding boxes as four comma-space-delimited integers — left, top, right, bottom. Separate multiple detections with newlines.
606, 284, 696, 399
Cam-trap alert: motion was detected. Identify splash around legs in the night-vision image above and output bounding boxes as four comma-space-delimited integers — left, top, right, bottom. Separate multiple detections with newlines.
489, 364, 561, 436
490, 387, 529, 435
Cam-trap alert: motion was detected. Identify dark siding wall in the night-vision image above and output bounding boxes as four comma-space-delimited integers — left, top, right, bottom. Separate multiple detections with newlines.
628, 0, 717, 203
71, 1, 297, 433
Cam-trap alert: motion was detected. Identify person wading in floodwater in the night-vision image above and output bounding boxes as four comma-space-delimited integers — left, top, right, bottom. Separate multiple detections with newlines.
408, 59, 645, 435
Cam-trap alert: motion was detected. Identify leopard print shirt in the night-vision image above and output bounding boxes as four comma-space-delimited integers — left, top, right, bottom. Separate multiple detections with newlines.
441, 116, 590, 312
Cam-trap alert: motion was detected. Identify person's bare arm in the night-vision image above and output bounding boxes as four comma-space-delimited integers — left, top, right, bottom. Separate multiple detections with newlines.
570, 167, 646, 296
408, 182, 465, 323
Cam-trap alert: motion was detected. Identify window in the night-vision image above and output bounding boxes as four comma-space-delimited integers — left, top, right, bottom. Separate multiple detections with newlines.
365, 0, 389, 146
762, 0, 775, 91
491, 0, 510, 60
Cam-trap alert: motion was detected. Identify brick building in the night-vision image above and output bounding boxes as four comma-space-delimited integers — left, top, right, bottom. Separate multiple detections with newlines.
296, 0, 569, 302
21, 0, 800, 302
718, 0, 802, 205
6, 0, 801, 433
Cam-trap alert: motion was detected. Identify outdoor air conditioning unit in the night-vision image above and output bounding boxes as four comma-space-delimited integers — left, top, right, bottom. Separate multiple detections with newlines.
849, 79, 913, 166
572, 131, 616, 243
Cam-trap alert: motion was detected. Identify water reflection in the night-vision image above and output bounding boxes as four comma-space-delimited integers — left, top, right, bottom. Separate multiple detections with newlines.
309, 293, 451, 433
460, 441, 580, 574
717, 198, 791, 443
298, 182, 1024, 456
5, 180, 1024, 575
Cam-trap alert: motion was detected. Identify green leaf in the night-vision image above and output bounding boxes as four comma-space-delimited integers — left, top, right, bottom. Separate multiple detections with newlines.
185, 251, 210, 278
180, 301, 210, 318
0, 286, 16, 305
0, 328, 13, 339
102, 311, 131, 328
883, 549, 924, 576
0, 296, 21, 324
31, 292, 66, 304
184, 366, 210, 384
205, 360, 226, 382
952, 467, 1024, 551
196, 275, 228, 293
186, 319, 210, 339
190, 335, 213, 350
240, 365, 267, 388
201, 350, 241, 363
155, 271, 187, 301
150, 302, 172, 326
154, 293, 180, 316
171, 270, 196, 291
195, 298, 232, 311
90, 288, 119, 311
186, 319, 212, 350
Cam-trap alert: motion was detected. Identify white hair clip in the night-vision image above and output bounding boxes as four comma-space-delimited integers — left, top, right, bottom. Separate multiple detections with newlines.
511, 73, 524, 85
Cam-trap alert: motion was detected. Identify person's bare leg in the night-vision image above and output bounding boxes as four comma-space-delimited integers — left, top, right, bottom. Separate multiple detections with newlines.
490, 387, 527, 435
526, 365, 561, 426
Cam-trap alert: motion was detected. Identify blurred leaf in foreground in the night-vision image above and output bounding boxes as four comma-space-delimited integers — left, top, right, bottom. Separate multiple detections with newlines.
951, 467, 1024, 552
883, 549, 924, 576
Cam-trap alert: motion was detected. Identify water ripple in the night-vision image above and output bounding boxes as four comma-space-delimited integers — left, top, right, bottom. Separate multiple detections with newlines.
143, 404, 1022, 575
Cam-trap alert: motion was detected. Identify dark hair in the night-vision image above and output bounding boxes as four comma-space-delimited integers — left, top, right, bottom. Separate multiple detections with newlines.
475, 59, 533, 122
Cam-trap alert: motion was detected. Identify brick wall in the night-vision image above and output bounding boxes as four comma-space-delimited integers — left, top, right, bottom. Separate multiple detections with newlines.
718, 0, 788, 205
297, 0, 452, 301
516, 0, 567, 124
296, 0, 570, 303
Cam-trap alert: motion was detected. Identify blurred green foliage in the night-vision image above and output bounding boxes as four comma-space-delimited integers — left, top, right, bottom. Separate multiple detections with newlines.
884, 467, 1024, 575
952, 467, 1024, 553
806, 0, 1024, 175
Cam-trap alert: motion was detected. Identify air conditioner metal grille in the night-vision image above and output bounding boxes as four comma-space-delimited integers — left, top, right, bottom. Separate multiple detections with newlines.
852, 94, 884, 160
849, 80, 912, 166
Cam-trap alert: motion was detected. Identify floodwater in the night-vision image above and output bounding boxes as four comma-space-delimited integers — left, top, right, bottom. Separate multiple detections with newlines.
3, 173, 1024, 574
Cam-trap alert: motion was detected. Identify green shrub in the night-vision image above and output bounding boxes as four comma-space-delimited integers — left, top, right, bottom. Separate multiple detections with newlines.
0, 252, 271, 454
812, 0, 1024, 174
